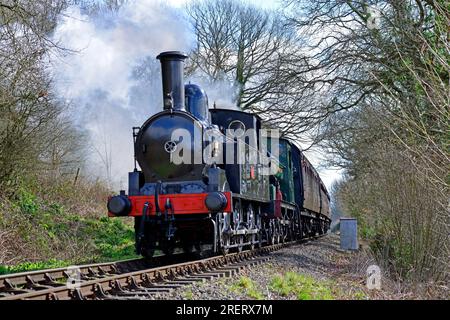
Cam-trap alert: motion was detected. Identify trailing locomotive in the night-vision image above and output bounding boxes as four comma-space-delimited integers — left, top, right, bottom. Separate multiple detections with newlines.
107, 51, 331, 258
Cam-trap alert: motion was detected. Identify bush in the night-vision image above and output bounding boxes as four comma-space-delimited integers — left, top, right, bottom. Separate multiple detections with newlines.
335, 146, 449, 285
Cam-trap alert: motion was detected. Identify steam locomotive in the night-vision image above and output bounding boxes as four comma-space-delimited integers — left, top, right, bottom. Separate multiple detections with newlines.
107, 51, 331, 257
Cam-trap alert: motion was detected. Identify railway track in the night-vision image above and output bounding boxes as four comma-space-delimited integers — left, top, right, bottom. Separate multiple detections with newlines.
0, 241, 300, 300
0, 252, 194, 300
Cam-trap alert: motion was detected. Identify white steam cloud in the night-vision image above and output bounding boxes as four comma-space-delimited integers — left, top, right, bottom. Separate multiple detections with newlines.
186, 75, 240, 110
51, 1, 196, 188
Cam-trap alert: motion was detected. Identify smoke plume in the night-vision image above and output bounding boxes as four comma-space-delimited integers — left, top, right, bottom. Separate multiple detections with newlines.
51, 1, 195, 188
51, 0, 336, 192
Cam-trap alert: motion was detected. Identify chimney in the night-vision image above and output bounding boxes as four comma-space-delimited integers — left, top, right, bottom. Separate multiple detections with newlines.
156, 51, 188, 111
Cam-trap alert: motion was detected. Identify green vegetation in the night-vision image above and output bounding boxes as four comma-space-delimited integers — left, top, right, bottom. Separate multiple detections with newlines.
269, 272, 334, 300
0, 259, 70, 275
0, 179, 138, 275
230, 276, 265, 300
227, 271, 367, 300
182, 288, 194, 300
352, 291, 367, 300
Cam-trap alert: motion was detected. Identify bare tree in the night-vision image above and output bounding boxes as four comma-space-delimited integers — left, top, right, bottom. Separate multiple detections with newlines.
285, 0, 449, 170
285, 0, 449, 286
72, 0, 129, 15
187, 0, 317, 139
0, 0, 87, 190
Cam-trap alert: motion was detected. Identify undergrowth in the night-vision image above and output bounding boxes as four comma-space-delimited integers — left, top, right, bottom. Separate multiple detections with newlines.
0, 177, 138, 274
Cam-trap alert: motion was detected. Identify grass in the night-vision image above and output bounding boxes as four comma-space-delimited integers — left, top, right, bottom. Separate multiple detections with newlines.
352, 291, 368, 300
269, 272, 335, 300
230, 276, 265, 300
0, 259, 70, 275
84, 217, 138, 262
180, 271, 368, 301
229, 273, 346, 300
183, 288, 194, 300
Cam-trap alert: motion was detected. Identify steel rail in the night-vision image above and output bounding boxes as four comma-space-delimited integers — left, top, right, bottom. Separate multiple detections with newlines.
0, 241, 299, 300
0, 252, 193, 297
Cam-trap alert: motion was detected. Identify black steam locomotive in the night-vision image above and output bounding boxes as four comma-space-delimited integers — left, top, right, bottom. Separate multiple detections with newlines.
107, 51, 331, 257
